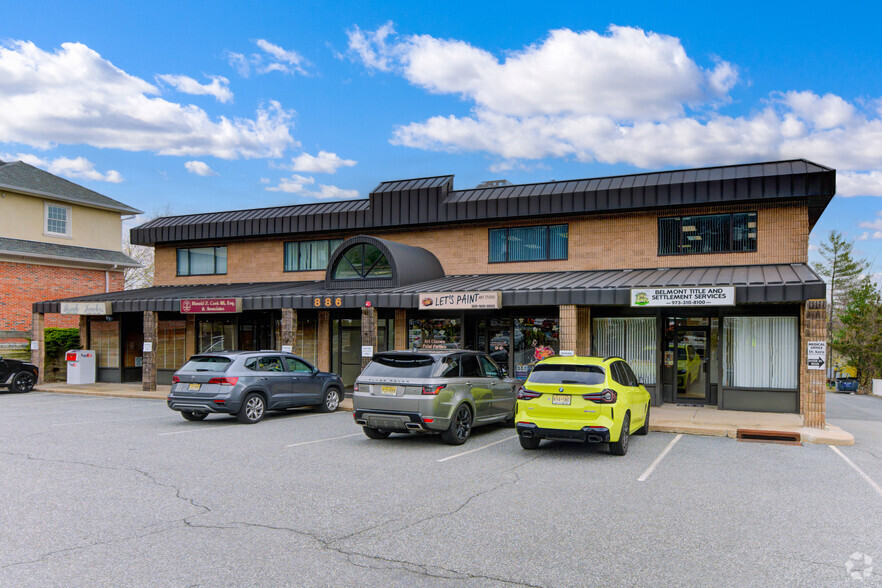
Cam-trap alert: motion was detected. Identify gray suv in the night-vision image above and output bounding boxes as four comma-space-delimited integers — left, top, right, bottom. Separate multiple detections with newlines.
167, 351, 344, 424
353, 350, 518, 445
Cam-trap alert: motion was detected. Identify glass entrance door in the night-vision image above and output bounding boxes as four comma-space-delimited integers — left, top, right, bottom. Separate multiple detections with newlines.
673, 328, 709, 403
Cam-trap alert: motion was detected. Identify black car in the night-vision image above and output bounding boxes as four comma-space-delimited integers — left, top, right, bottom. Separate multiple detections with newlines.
0, 357, 38, 393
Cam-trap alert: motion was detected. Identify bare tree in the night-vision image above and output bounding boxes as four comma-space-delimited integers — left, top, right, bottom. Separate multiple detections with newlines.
121, 205, 173, 290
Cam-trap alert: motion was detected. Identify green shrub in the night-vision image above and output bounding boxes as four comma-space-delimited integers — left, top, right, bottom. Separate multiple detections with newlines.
44, 328, 81, 358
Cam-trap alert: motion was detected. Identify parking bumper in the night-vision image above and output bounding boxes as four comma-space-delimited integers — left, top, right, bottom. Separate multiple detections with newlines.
516, 422, 611, 443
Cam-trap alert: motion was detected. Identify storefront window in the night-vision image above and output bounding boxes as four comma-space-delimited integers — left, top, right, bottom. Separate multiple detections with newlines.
297, 317, 318, 365
409, 318, 461, 350
90, 319, 119, 368
332, 244, 392, 280
514, 317, 560, 379
157, 320, 186, 370
199, 319, 235, 353
723, 316, 798, 389
593, 317, 657, 384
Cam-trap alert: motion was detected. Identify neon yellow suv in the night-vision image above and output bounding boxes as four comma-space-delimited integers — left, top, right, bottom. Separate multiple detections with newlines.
515, 356, 651, 455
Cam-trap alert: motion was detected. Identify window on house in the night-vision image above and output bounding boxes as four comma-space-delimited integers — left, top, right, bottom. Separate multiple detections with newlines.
331, 243, 392, 279
45, 203, 71, 236
284, 238, 344, 271
659, 212, 757, 255
489, 224, 568, 262
177, 246, 227, 276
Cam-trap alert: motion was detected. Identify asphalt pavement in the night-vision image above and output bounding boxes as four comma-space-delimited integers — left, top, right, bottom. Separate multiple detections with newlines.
0, 391, 880, 586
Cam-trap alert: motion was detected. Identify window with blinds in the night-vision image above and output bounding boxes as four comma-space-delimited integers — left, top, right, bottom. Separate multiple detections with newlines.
284, 239, 344, 271
489, 224, 568, 262
722, 316, 798, 389
592, 317, 657, 384
156, 320, 186, 370
659, 212, 757, 255
90, 319, 120, 368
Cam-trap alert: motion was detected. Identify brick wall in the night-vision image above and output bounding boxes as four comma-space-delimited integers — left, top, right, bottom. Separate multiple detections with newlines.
0, 261, 123, 334
153, 201, 809, 286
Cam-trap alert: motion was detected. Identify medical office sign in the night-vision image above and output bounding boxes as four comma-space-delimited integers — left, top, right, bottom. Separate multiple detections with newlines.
630, 287, 735, 307
419, 291, 502, 310
180, 298, 242, 313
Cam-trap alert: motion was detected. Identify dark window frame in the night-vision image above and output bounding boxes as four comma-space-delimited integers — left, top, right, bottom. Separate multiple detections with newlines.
488, 224, 569, 263
176, 246, 228, 276
283, 238, 344, 272
658, 212, 757, 256
331, 243, 393, 281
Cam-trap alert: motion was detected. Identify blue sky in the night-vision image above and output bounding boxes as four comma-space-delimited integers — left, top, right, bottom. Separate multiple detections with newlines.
2, 1, 881, 273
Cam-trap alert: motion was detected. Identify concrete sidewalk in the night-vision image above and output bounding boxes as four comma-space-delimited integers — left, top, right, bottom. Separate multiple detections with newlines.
32, 383, 851, 444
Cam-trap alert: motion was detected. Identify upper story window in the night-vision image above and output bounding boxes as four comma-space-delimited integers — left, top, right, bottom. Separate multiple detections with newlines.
284, 239, 343, 272
489, 224, 568, 263
331, 243, 391, 279
177, 246, 227, 276
658, 212, 757, 255
45, 203, 71, 237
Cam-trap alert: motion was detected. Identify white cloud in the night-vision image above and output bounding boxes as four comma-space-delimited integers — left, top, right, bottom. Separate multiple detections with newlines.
0, 40, 296, 159
857, 232, 870, 241
1, 151, 123, 182
156, 74, 233, 103
348, 23, 882, 195
265, 174, 359, 199
287, 150, 356, 174
184, 160, 217, 176
227, 39, 310, 77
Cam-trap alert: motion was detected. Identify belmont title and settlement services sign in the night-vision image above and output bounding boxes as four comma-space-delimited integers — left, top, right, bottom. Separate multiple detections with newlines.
180, 298, 242, 314
419, 291, 502, 310
631, 287, 735, 307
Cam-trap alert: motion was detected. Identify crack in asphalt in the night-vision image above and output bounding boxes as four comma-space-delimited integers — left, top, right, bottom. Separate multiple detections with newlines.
850, 446, 882, 460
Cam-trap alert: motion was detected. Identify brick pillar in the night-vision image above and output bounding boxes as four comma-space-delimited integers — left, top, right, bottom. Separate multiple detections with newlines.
317, 311, 330, 372
281, 308, 297, 353
362, 306, 378, 369
559, 305, 591, 356
31, 312, 45, 385
801, 300, 827, 428
394, 309, 408, 350
185, 315, 196, 356
142, 310, 158, 391
78, 316, 90, 349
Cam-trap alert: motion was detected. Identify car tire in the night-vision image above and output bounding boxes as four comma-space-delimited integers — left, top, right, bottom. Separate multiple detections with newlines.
440, 404, 472, 445
363, 426, 391, 439
317, 387, 341, 413
181, 411, 208, 421
237, 392, 266, 424
635, 405, 650, 435
609, 413, 630, 456
10, 371, 36, 393
519, 434, 541, 450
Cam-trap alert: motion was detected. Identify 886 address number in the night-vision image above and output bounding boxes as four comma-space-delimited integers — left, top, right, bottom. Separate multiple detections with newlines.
314, 297, 343, 307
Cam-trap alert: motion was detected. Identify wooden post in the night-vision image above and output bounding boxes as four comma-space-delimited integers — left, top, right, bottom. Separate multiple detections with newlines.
317, 311, 330, 372
361, 306, 378, 370
142, 310, 158, 391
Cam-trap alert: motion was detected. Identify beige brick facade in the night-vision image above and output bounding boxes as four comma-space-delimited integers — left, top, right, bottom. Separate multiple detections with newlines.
801, 300, 827, 428
153, 201, 808, 286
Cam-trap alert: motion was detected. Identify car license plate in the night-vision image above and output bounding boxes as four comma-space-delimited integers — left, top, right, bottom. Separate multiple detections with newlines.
381, 386, 397, 396
188, 383, 201, 391
552, 394, 571, 405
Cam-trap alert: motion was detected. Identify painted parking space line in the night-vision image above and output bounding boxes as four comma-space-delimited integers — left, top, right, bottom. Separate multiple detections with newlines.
159, 425, 239, 436
831, 446, 882, 498
637, 434, 683, 482
286, 433, 361, 448
436, 436, 518, 463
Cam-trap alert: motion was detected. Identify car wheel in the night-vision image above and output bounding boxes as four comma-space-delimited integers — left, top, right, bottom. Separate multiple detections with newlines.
11, 371, 36, 393
519, 434, 541, 450
609, 413, 630, 456
440, 404, 472, 445
636, 405, 650, 435
363, 426, 391, 439
317, 387, 341, 413
237, 393, 266, 424
181, 411, 208, 422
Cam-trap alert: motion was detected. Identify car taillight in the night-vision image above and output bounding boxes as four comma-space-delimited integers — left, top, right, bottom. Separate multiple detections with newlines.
208, 377, 238, 386
422, 384, 447, 395
517, 386, 542, 400
172, 376, 180, 384
583, 389, 617, 403
353, 383, 359, 392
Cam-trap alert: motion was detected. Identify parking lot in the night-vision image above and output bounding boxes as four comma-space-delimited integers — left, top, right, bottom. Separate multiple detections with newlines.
1, 391, 880, 586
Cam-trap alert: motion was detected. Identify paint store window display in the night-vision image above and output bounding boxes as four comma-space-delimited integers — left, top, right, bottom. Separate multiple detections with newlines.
514, 317, 560, 379
409, 318, 462, 350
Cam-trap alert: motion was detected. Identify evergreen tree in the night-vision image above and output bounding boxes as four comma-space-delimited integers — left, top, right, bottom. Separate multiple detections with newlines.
833, 276, 882, 389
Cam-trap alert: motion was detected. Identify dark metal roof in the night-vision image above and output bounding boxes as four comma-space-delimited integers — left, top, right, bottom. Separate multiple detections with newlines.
0, 161, 143, 214
34, 263, 824, 313
324, 235, 445, 289
130, 159, 835, 246
0, 237, 141, 268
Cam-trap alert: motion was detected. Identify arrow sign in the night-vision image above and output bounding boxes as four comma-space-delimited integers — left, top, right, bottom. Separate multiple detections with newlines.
808, 358, 825, 368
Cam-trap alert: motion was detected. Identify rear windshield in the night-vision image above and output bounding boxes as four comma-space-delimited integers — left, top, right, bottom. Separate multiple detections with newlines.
361, 355, 437, 379
180, 356, 232, 372
528, 364, 605, 386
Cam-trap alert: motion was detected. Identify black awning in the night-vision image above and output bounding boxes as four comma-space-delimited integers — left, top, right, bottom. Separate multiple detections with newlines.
33, 263, 825, 313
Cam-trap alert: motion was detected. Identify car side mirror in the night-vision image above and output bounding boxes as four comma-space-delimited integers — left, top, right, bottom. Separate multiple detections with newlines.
312, 367, 320, 375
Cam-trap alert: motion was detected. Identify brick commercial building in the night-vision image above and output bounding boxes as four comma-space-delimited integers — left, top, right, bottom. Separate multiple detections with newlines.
0, 160, 141, 356
34, 159, 831, 427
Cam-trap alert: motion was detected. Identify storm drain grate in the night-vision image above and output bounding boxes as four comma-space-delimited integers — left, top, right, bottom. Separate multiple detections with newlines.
736, 429, 801, 445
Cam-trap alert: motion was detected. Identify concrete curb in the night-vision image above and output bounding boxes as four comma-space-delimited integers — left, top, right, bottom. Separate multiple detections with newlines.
650, 422, 854, 446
